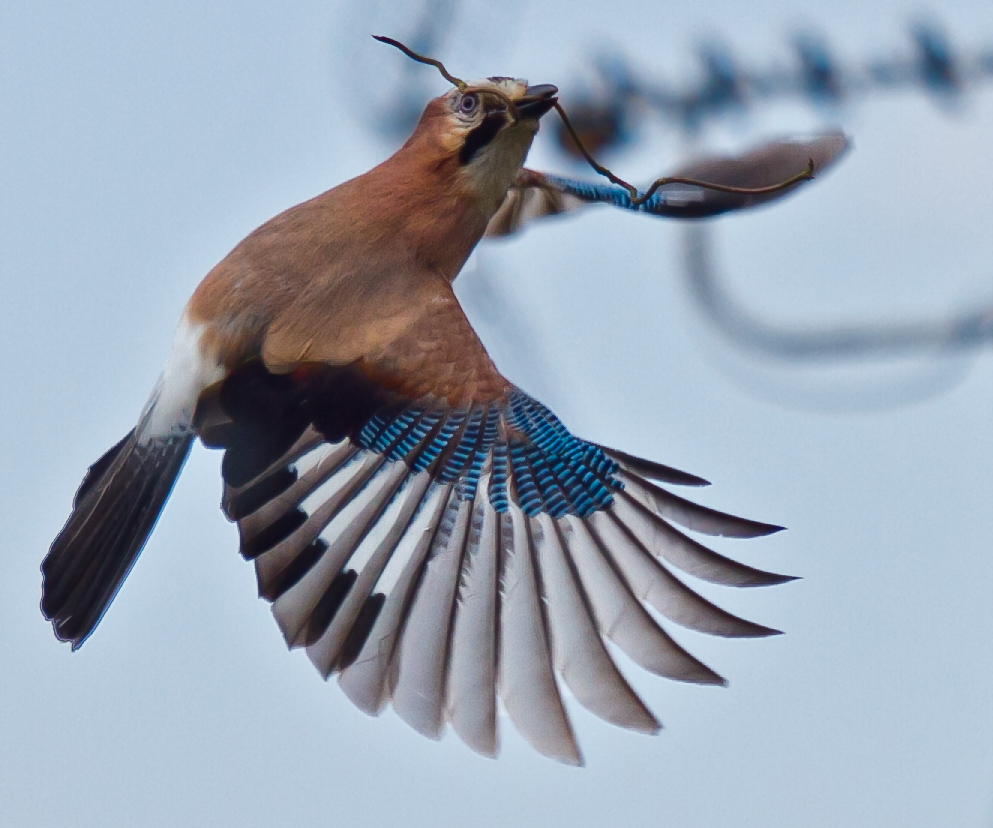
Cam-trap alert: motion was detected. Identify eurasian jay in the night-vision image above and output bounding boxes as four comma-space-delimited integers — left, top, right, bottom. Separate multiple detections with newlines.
41, 74, 845, 764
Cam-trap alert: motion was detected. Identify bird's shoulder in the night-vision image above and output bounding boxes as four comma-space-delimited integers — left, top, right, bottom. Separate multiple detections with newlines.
261, 272, 510, 407
186, 166, 493, 380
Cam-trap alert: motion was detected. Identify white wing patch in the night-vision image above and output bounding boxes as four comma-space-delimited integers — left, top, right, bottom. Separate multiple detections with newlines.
137, 314, 225, 443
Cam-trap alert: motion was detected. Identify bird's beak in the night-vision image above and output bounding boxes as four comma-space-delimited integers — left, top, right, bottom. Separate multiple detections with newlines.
516, 84, 559, 120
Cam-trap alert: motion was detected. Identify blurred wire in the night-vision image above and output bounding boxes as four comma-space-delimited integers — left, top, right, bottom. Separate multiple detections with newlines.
545, 14, 993, 378
678, 221, 990, 409
680, 222, 993, 361
552, 19, 993, 153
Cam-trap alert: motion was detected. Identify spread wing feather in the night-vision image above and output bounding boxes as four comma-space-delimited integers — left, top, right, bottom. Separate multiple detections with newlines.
200, 278, 792, 763
531, 513, 659, 735
445, 474, 501, 756
498, 504, 580, 764
484, 132, 848, 237
210, 374, 792, 762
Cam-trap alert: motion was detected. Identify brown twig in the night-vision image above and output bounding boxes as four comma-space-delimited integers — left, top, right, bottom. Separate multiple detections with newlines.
554, 101, 815, 204
373, 35, 468, 91
375, 35, 816, 203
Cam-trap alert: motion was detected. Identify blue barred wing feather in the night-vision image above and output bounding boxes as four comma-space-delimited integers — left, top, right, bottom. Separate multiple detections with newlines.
484, 131, 848, 237
205, 362, 792, 764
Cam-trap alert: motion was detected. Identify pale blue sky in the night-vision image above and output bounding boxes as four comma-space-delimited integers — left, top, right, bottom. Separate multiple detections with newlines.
1, 2, 991, 827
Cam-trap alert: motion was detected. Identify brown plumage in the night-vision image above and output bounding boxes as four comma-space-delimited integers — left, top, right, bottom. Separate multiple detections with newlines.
42, 74, 843, 764
189, 95, 513, 393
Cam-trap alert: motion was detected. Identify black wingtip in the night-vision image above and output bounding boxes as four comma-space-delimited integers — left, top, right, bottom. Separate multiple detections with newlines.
736, 521, 787, 539
741, 572, 799, 589
595, 443, 712, 487
724, 521, 786, 540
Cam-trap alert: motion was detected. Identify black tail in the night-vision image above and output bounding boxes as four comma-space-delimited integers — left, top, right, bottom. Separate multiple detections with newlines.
41, 429, 194, 649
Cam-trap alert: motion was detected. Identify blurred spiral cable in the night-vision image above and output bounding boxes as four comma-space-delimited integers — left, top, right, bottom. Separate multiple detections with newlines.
681, 222, 993, 361
552, 18, 993, 153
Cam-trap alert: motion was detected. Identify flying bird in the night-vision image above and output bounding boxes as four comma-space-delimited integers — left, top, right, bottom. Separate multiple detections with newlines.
41, 61, 846, 764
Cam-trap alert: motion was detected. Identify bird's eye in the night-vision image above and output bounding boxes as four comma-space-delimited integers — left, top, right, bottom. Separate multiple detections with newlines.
459, 93, 479, 115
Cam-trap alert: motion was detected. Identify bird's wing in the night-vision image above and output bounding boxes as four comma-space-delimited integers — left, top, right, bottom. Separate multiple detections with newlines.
485, 131, 848, 236
199, 277, 792, 765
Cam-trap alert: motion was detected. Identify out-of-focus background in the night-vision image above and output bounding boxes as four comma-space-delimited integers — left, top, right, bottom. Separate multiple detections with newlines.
1, 2, 991, 826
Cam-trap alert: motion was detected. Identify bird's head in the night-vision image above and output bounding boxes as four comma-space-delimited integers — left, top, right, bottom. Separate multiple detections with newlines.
406, 78, 559, 208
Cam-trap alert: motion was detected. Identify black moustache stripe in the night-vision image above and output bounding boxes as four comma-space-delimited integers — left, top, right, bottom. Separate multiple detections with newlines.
459, 112, 506, 164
